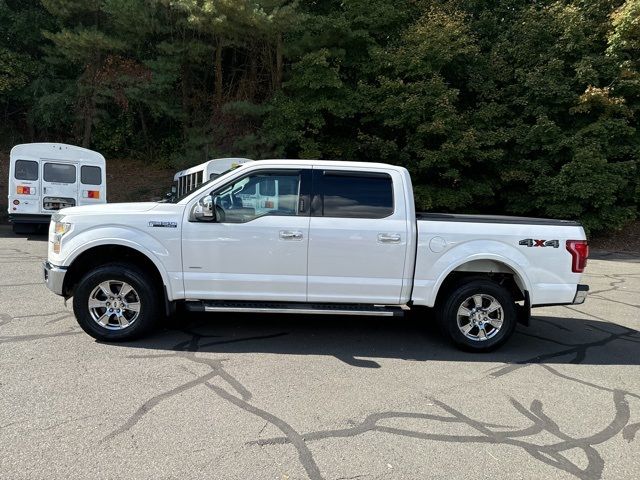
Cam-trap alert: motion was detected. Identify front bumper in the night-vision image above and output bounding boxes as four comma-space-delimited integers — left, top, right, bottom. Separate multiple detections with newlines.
573, 284, 589, 305
43, 261, 67, 296
10, 214, 52, 225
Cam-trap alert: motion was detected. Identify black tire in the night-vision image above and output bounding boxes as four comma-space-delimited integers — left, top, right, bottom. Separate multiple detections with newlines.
72, 263, 161, 341
437, 279, 517, 352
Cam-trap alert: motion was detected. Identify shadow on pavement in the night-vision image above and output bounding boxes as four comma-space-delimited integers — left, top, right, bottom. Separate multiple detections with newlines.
590, 249, 640, 263
0, 224, 47, 241
106, 311, 640, 369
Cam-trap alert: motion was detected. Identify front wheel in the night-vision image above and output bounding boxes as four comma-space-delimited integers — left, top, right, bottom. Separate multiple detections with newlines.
437, 279, 517, 352
72, 263, 161, 341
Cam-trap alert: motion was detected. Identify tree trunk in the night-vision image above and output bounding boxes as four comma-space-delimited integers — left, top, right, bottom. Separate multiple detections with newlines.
248, 49, 258, 100
138, 107, 149, 155
81, 100, 93, 148
215, 38, 223, 107
82, 53, 100, 148
275, 32, 283, 89
181, 65, 190, 139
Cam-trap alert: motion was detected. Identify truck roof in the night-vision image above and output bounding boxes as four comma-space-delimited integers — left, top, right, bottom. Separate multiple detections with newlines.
239, 159, 406, 171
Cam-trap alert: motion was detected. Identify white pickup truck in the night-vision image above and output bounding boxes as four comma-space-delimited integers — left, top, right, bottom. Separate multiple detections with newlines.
44, 160, 589, 351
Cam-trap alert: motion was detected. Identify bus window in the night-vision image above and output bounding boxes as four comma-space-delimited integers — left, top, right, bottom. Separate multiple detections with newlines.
44, 163, 76, 183
81, 166, 102, 185
15, 160, 38, 180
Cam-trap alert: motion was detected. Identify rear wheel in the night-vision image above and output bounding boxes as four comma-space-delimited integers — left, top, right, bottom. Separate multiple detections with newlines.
437, 279, 517, 352
72, 263, 161, 341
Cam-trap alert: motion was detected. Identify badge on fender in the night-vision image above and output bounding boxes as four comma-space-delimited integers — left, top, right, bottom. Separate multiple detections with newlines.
148, 221, 177, 228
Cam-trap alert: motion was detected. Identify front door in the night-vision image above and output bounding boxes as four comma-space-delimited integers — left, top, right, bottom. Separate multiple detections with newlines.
182, 168, 311, 301
41, 161, 78, 213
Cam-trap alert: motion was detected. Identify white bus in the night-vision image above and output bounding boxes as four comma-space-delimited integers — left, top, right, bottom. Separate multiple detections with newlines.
173, 157, 253, 199
8, 143, 106, 233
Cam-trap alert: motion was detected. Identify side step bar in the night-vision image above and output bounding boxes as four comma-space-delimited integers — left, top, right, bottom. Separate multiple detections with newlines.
184, 300, 406, 317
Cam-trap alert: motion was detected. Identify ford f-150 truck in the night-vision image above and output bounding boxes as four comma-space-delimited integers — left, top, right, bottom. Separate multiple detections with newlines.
43, 160, 589, 351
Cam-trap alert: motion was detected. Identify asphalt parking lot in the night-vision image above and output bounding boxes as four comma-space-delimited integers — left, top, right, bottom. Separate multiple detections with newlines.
1, 225, 639, 480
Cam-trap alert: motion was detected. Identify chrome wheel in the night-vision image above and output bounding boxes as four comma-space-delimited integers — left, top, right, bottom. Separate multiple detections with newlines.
88, 280, 141, 330
456, 294, 504, 342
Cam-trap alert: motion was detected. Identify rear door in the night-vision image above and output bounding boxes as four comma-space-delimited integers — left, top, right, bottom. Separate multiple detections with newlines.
307, 168, 409, 304
41, 161, 78, 213
78, 164, 105, 206
10, 159, 40, 216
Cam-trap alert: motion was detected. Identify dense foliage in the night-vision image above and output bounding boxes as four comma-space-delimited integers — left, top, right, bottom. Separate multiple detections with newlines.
1, 0, 639, 232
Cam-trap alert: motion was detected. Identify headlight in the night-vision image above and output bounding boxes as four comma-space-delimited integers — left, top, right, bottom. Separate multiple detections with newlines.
52, 222, 71, 254
54, 222, 71, 235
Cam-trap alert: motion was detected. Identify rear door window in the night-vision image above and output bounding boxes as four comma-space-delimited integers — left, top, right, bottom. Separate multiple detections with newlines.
14, 160, 38, 181
44, 163, 76, 183
317, 171, 394, 218
81, 166, 102, 185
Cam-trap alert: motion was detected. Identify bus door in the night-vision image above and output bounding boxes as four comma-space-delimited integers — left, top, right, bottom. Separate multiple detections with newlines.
41, 161, 79, 212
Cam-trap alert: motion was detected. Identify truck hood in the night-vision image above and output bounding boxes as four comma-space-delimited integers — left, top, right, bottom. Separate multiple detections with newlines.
59, 202, 159, 216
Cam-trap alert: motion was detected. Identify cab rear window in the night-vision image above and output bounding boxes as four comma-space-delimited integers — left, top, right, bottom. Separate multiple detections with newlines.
319, 171, 394, 219
81, 166, 102, 185
44, 163, 76, 183
14, 160, 38, 181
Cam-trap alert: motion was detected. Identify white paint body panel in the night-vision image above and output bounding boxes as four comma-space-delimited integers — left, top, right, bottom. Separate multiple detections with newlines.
413, 220, 585, 306
49, 160, 587, 308
181, 214, 310, 301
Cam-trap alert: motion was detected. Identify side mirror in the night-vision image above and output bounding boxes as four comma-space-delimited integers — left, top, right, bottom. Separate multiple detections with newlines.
193, 195, 215, 221
171, 185, 177, 194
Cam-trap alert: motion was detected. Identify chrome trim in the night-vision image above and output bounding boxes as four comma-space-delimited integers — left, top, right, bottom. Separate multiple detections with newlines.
88, 280, 141, 330
456, 294, 504, 342
43, 261, 67, 296
202, 306, 397, 316
573, 284, 589, 305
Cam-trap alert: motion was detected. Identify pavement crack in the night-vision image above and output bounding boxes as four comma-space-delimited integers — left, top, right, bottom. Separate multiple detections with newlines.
207, 382, 323, 480
254, 392, 634, 480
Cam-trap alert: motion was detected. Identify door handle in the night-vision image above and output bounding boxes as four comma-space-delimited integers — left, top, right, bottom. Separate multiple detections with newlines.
280, 230, 303, 240
378, 233, 401, 244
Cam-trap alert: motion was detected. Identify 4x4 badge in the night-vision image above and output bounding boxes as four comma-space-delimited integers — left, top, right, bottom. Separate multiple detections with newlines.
519, 239, 559, 248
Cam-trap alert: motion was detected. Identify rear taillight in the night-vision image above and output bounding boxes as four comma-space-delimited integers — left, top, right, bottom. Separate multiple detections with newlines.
566, 240, 589, 273
17, 186, 31, 195
83, 190, 100, 199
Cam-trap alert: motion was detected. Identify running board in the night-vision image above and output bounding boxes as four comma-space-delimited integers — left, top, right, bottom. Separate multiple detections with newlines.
184, 300, 406, 317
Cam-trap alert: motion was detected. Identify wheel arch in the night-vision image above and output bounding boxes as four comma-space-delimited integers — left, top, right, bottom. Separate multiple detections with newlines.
62, 243, 169, 301
431, 254, 532, 308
